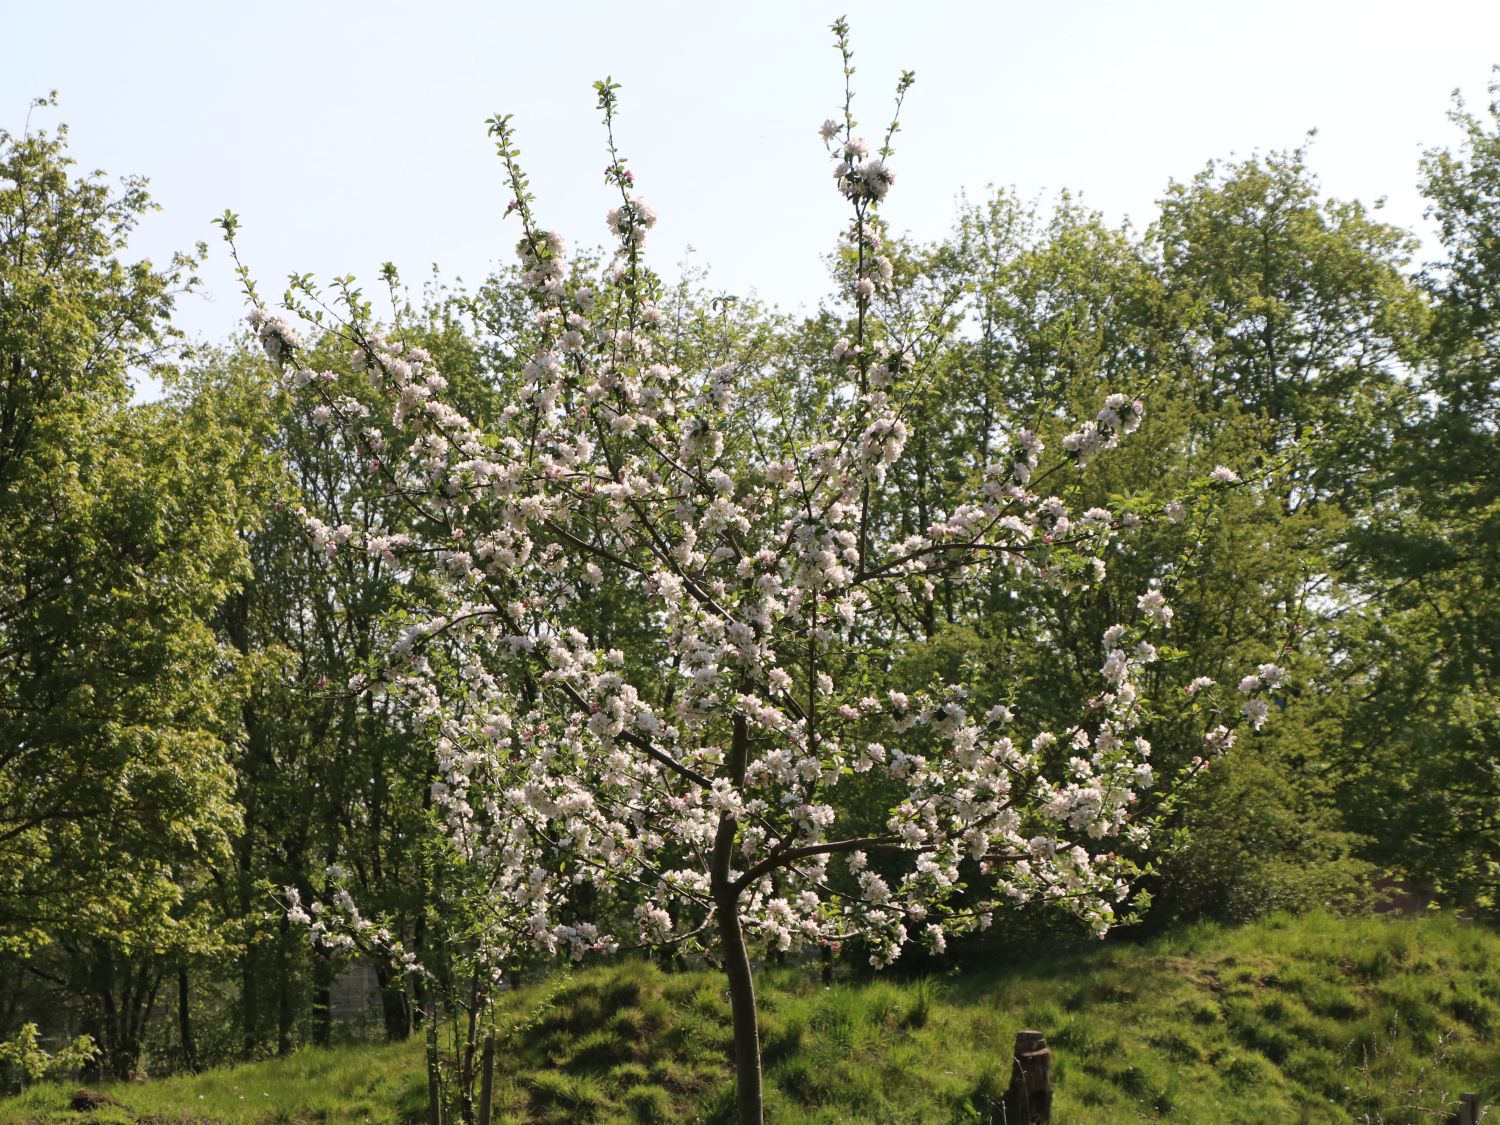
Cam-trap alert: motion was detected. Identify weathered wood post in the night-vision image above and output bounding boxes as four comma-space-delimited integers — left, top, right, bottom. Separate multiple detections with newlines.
1004, 1029, 1053, 1123
477, 1033, 496, 1125
1456, 1091, 1480, 1125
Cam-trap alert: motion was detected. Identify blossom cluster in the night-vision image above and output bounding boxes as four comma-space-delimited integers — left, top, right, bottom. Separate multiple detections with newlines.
261, 75, 1278, 978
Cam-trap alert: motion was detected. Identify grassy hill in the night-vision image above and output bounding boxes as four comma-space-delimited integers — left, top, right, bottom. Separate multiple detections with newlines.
2, 911, 1496, 1123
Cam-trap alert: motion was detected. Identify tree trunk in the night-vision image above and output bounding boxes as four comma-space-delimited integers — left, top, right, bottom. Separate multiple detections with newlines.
86, 951, 161, 1081
375, 960, 413, 1040
715, 892, 762, 1124
177, 964, 198, 1071
121, 969, 162, 1080
85, 947, 116, 1080
311, 946, 333, 1048
239, 937, 261, 1057
230, 634, 269, 1059
477, 1034, 495, 1125
708, 712, 762, 1123
459, 969, 482, 1124
425, 1012, 443, 1125
276, 915, 295, 1056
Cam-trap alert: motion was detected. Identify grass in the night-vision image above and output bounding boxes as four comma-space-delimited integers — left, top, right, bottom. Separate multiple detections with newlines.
0, 1038, 429, 1124
2, 911, 1496, 1123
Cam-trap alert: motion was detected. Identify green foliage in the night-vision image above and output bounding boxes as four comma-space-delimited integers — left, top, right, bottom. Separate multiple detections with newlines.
1154, 742, 1373, 925
857, 146, 1425, 928
0, 102, 261, 1077
1327, 74, 1500, 911
0, 103, 238, 947
7, 49, 1500, 1099
0, 1024, 98, 1094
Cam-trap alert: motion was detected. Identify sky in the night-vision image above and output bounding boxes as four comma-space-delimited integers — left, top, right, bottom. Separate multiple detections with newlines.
8, 0, 1500, 371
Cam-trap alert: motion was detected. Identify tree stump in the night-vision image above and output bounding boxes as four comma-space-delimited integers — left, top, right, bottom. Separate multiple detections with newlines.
1003, 1029, 1053, 1123
1456, 1092, 1480, 1125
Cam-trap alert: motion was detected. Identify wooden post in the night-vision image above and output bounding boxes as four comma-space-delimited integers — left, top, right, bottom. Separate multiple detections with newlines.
1004, 1029, 1053, 1123
1457, 1092, 1480, 1125
477, 1034, 495, 1125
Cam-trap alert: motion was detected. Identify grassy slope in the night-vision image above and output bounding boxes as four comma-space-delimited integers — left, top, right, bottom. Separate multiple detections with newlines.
3, 912, 1496, 1124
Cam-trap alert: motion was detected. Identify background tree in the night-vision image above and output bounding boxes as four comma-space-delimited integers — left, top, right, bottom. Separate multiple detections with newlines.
0, 104, 255, 1075
1332, 77, 1500, 909
844, 148, 1424, 930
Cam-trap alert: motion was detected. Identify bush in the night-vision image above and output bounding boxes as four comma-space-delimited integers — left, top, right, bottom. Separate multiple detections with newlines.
0, 1025, 99, 1095
1154, 744, 1373, 925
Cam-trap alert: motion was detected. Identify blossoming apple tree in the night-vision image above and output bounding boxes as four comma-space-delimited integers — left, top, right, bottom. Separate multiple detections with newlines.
234, 22, 1280, 1122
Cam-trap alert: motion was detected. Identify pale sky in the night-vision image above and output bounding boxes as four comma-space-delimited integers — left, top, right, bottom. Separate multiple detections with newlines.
8, 0, 1500, 363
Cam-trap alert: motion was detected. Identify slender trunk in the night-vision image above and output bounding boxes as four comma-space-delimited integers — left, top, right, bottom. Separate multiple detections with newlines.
91, 947, 117, 1079
460, 969, 482, 1124
82, 944, 139, 1081
311, 946, 333, 1048
178, 964, 198, 1071
425, 1011, 443, 1125
709, 712, 762, 1123
125, 971, 162, 1079
91, 958, 160, 1081
276, 915, 294, 1056
413, 787, 433, 1025
376, 960, 413, 1040
411, 913, 429, 1034
915, 437, 934, 637
229, 602, 267, 1059
240, 937, 260, 1057
716, 892, 762, 1124
477, 1033, 495, 1125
